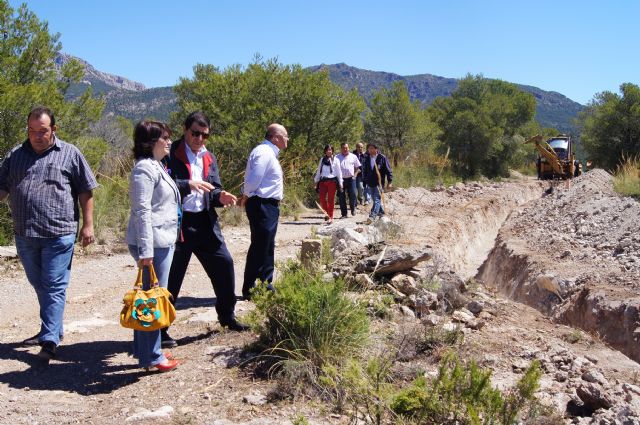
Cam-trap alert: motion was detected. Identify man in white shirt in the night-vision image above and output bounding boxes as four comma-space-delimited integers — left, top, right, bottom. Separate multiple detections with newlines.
240, 123, 288, 300
336, 142, 361, 218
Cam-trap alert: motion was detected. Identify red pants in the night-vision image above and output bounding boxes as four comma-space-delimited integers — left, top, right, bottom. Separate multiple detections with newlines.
318, 180, 337, 219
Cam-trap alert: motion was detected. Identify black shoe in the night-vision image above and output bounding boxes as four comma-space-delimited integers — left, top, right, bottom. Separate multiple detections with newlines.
22, 333, 40, 347
161, 330, 178, 348
220, 319, 250, 332
22, 333, 63, 347
351, 209, 356, 216
38, 341, 57, 360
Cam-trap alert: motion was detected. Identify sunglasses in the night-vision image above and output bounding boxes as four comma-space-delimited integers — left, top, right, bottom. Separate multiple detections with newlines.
190, 129, 210, 139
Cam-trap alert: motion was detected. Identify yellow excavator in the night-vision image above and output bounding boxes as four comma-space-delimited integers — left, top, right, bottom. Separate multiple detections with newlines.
526, 134, 582, 180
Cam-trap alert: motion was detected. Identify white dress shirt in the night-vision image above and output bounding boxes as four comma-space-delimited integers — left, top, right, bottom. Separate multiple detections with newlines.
182, 143, 208, 212
336, 152, 361, 178
243, 140, 283, 200
313, 156, 343, 187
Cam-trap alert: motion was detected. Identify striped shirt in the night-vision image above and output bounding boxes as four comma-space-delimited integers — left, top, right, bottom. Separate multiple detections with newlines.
0, 137, 98, 237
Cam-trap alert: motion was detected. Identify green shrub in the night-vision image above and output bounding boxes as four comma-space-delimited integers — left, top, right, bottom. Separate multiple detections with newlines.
416, 324, 464, 354
319, 355, 396, 424
0, 203, 13, 245
391, 352, 542, 424
251, 261, 370, 373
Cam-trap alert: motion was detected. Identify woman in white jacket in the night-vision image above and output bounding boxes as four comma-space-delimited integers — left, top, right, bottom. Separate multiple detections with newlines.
313, 145, 342, 223
125, 121, 180, 372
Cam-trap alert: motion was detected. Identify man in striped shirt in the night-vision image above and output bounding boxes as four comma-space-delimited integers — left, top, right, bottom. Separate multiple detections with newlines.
0, 106, 97, 361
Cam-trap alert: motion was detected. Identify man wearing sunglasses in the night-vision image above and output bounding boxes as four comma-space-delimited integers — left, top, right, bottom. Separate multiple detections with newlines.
163, 111, 248, 348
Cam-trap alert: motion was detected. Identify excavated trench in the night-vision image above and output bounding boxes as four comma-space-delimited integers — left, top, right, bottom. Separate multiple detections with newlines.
437, 179, 640, 364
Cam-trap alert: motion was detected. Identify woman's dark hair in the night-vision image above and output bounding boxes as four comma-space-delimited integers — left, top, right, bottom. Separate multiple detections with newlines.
183, 111, 210, 130
323, 144, 334, 154
133, 121, 171, 159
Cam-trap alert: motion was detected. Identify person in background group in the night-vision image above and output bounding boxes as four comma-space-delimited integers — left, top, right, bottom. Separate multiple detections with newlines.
314, 145, 343, 223
126, 120, 180, 372
240, 124, 288, 300
0, 106, 97, 361
362, 143, 393, 225
353, 142, 369, 205
336, 142, 360, 218
163, 111, 248, 349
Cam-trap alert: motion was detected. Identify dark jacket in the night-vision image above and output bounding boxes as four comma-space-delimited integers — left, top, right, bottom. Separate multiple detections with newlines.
362, 152, 393, 188
353, 149, 366, 178
165, 138, 226, 242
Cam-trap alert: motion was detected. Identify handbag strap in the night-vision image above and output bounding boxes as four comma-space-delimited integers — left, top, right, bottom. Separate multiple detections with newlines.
134, 263, 160, 289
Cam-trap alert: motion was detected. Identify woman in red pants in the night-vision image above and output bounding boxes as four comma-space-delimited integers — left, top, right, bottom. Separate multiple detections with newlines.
313, 145, 343, 224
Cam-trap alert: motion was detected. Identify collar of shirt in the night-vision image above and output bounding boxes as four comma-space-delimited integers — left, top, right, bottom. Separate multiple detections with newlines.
23, 136, 62, 154
263, 140, 280, 158
370, 154, 378, 167
184, 142, 208, 163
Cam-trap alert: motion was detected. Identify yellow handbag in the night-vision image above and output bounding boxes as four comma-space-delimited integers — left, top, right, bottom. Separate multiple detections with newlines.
120, 264, 176, 331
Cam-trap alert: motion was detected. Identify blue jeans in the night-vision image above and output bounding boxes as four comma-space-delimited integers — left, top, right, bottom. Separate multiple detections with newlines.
369, 186, 385, 219
128, 244, 174, 368
15, 233, 76, 346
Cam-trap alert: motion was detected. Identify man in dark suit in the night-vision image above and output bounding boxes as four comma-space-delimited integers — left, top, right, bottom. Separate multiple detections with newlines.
163, 111, 248, 348
362, 143, 393, 225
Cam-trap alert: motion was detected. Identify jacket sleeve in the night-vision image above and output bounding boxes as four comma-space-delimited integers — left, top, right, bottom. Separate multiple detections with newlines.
206, 152, 224, 208
130, 161, 157, 259
384, 155, 393, 183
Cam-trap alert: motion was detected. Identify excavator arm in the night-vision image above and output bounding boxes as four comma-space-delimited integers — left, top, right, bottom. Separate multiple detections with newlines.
525, 135, 566, 176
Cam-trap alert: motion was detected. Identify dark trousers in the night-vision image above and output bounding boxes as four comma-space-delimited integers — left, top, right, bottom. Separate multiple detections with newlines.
338, 177, 357, 216
167, 211, 236, 324
243, 196, 279, 297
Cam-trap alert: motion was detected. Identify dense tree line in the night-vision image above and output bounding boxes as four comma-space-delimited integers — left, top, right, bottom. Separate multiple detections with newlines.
577, 83, 640, 170
0, 1, 103, 156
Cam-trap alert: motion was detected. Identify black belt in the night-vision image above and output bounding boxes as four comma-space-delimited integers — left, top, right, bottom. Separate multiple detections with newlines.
250, 197, 280, 206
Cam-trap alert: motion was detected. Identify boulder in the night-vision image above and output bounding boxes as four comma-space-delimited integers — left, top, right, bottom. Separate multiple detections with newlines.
355, 247, 431, 276
300, 239, 322, 269
391, 274, 418, 295
576, 382, 614, 410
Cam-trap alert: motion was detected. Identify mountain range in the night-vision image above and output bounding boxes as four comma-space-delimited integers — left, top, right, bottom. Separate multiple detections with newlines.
57, 54, 584, 132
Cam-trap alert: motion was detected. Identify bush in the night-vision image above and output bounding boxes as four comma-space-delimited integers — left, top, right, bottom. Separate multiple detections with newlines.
251, 261, 370, 374
391, 352, 542, 424
613, 155, 640, 198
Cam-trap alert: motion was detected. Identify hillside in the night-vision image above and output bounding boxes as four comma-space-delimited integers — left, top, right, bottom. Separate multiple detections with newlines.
310, 63, 584, 133
59, 54, 583, 131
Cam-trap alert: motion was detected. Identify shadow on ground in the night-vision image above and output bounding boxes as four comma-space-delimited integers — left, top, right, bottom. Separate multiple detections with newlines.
0, 329, 216, 395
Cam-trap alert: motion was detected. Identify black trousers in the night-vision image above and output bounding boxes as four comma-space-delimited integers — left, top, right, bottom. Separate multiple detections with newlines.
338, 177, 357, 216
242, 197, 279, 296
167, 211, 236, 324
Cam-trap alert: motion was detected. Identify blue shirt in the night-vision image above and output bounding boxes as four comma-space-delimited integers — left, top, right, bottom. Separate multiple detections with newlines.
243, 140, 283, 200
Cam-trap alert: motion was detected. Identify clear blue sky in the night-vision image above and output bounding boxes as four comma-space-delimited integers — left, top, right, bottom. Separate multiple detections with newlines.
11, 0, 640, 104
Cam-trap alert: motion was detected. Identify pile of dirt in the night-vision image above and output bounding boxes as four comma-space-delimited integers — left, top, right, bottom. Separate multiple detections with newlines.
510, 169, 640, 276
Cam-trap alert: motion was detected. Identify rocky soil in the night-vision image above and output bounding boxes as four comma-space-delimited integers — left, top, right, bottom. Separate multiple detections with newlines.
0, 170, 638, 424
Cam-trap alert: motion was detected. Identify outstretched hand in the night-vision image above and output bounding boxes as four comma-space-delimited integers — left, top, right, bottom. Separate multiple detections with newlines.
219, 190, 238, 207
189, 180, 214, 194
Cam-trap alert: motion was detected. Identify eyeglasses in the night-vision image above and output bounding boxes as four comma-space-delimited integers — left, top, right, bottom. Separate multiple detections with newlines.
190, 129, 210, 139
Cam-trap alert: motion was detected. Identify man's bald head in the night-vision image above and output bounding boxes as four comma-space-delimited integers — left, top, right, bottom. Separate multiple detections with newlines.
265, 123, 288, 150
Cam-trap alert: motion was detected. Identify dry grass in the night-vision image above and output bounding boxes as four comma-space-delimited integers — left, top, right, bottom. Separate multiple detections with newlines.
613, 155, 640, 198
